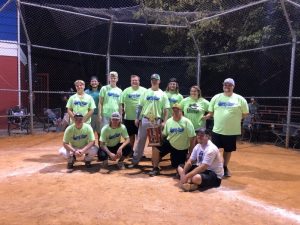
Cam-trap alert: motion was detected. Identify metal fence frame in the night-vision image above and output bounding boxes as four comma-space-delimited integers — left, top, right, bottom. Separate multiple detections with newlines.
0, 0, 299, 147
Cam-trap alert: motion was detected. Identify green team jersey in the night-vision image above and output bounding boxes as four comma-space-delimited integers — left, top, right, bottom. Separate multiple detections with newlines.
139, 88, 170, 119
85, 89, 100, 115
99, 85, 122, 118
100, 124, 129, 147
165, 91, 184, 119
163, 116, 195, 150
66, 93, 96, 124
121, 86, 147, 120
180, 97, 209, 130
209, 93, 249, 135
63, 123, 95, 149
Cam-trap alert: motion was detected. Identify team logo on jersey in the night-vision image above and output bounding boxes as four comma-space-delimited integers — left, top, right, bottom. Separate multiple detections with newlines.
74, 101, 88, 106
146, 96, 160, 101
169, 98, 178, 103
109, 133, 121, 139
128, 93, 141, 99
187, 103, 199, 113
218, 101, 235, 107
170, 127, 184, 134
72, 134, 88, 140
108, 92, 120, 98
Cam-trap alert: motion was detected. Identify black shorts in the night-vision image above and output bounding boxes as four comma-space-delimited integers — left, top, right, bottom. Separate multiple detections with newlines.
212, 132, 237, 152
185, 165, 222, 189
98, 143, 133, 160
156, 139, 188, 168
123, 119, 138, 136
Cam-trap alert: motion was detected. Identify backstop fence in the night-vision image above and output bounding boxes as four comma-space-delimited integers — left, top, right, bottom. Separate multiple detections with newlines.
0, 0, 299, 147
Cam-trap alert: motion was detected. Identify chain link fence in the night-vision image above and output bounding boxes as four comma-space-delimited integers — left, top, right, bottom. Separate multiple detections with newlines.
0, 0, 299, 144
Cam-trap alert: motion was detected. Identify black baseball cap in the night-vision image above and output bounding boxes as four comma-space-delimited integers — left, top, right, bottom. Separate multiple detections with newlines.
196, 128, 210, 135
74, 112, 84, 118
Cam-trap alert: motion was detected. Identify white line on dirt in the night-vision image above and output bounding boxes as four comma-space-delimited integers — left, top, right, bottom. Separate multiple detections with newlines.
0, 163, 50, 180
220, 187, 300, 224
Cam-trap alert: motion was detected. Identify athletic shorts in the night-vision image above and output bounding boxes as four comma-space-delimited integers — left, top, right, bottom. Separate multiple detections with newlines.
156, 139, 188, 168
98, 142, 133, 161
123, 119, 138, 136
187, 165, 222, 189
212, 132, 237, 152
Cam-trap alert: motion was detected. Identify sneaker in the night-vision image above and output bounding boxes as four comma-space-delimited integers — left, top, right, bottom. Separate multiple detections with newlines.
148, 167, 160, 176
127, 159, 139, 168
182, 183, 198, 192
66, 162, 74, 172
223, 166, 231, 178
85, 161, 92, 168
117, 161, 125, 170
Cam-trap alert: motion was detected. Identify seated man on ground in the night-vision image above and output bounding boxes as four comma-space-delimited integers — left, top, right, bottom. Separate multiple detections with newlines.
178, 128, 224, 192
59, 113, 98, 172
149, 103, 195, 176
98, 112, 133, 170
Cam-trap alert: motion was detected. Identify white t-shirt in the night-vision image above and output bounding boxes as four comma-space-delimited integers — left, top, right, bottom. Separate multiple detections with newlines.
190, 140, 224, 179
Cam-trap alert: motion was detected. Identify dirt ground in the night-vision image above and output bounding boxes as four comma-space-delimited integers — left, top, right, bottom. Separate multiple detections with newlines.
0, 133, 299, 225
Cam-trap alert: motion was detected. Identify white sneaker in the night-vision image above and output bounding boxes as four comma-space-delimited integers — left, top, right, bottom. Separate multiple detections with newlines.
117, 161, 125, 170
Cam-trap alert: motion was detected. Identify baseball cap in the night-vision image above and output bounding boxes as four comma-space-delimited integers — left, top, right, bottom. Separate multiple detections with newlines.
196, 128, 210, 135
74, 112, 84, 118
151, 74, 160, 80
223, 78, 235, 86
172, 103, 182, 110
169, 77, 177, 82
111, 112, 121, 120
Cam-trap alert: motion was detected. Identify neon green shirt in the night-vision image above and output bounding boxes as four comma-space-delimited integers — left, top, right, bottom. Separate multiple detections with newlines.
121, 86, 147, 120
100, 124, 129, 147
99, 85, 122, 118
180, 97, 209, 130
63, 123, 95, 149
209, 93, 249, 135
139, 88, 170, 119
165, 91, 184, 119
163, 116, 196, 150
66, 93, 96, 124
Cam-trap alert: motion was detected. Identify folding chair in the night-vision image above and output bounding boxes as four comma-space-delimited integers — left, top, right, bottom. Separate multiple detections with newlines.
7, 106, 29, 136
43, 108, 62, 132
272, 124, 300, 148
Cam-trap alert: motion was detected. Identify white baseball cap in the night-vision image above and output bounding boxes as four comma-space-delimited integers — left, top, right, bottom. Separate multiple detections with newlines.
223, 78, 235, 86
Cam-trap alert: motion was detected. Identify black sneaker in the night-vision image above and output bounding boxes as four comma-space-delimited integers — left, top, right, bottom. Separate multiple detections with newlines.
67, 162, 74, 172
223, 166, 231, 178
85, 161, 92, 168
148, 167, 160, 176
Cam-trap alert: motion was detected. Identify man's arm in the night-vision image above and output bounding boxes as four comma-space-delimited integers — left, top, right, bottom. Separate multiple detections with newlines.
67, 108, 75, 122
116, 138, 130, 157
100, 142, 117, 160
162, 108, 168, 127
185, 163, 209, 180
63, 142, 76, 154
98, 97, 104, 120
203, 112, 213, 120
79, 140, 95, 155
84, 109, 94, 123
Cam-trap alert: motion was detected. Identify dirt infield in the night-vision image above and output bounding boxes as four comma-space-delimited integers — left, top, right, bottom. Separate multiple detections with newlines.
0, 133, 299, 225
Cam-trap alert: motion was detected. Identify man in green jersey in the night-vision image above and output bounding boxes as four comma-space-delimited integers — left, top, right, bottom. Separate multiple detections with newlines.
149, 103, 195, 176
121, 75, 146, 148
204, 78, 248, 177
129, 73, 170, 167
98, 112, 132, 170
59, 113, 98, 172
66, 80, 96, 124
98, 71, 122, 130
165, 78, 183, 119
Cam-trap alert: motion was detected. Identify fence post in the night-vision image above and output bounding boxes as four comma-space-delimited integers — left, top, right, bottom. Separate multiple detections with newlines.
106, 17, 114, 84
280, 0, 297, 148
